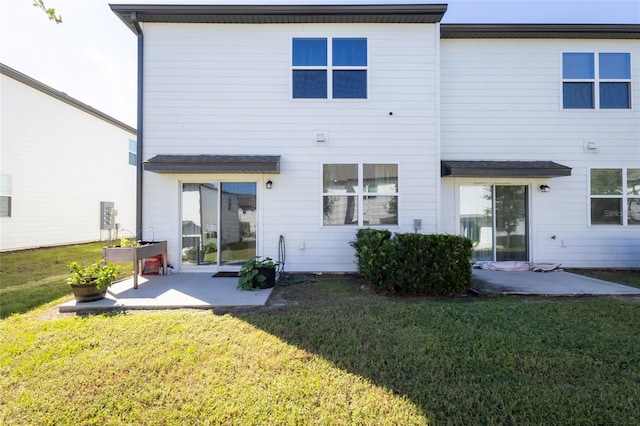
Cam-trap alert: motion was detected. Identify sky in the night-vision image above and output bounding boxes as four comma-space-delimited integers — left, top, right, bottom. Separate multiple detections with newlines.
1, 0, 639, 128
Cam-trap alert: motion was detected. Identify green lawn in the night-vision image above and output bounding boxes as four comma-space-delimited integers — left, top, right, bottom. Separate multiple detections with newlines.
567, 268, 640, 289
0, 242, 133, 318
1, 244, 639, 424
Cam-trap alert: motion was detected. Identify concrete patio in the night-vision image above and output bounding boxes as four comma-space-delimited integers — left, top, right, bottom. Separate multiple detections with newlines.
58, 269, 640, 313
59, 273, 273, 313
472, 268, 640, 297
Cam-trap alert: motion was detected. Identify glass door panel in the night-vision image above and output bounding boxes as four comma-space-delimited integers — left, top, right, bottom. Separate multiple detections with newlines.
220, 183, 257, 266
460, 185, 528, 262
495, 185, 528, 261
460, 185, 493, 262
200, 184, 219, 264
182, 183, 219, 265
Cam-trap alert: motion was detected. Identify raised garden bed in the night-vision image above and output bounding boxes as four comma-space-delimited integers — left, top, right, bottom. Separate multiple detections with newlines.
103, 241, 167, 289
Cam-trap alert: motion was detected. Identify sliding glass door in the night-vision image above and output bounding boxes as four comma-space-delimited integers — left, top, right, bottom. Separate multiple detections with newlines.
182, 182, 256, 267
219, 183, 257, 266
460, 185, 528, 262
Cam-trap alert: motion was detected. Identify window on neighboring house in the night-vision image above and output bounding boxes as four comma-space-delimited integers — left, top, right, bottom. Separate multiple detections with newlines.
590, 168, 640, 225
293, 37, 367, 99
323, 163, 397, 226
0, 174, 12, 217
563, 52, 631, 109
128, 139, 137, 166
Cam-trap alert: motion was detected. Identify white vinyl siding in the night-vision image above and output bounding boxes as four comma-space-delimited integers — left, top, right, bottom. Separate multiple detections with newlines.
141, 23, 439, 271
441, 38, 640, 268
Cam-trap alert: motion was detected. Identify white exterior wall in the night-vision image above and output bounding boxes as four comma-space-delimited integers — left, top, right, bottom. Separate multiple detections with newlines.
0, 73, 136, 251
140, 23, 440, 271
440, 39, 640, 267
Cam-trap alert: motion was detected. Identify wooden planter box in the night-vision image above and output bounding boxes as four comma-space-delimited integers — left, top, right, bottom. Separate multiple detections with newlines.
103, 241, 167, 289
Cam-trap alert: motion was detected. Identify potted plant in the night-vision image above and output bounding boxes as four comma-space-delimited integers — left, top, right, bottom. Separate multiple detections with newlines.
237, 256, 279, 290
67, 260, 120, 302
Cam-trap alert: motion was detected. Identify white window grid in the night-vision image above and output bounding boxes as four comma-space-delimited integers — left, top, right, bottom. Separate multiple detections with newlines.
292, 37, 368, 100
562, 51, 632, 110
588, 167, 640, 226
321, 163, 399, 227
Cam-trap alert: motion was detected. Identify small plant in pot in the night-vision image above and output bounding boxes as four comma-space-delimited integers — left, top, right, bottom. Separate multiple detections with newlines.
237, 256, 279, 290
118, 236, 140, 247
67, 260, 120, 302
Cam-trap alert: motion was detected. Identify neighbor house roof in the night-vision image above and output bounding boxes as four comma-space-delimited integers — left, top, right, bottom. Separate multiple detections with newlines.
0, 63, 136, 135
110, 3, 448, 32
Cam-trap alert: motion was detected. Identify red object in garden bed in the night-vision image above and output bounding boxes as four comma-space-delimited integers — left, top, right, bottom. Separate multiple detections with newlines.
143, 255, 163, 275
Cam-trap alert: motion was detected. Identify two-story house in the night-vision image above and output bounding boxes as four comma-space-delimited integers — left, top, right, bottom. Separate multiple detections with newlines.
110, 3, 639, 273
0, 64, 137, 252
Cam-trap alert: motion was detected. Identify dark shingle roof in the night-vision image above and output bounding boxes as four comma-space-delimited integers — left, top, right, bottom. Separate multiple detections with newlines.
441, 24, 640, 39
441, 161, 572, 177
110, 3, 448, 33
144, 155, 281, 173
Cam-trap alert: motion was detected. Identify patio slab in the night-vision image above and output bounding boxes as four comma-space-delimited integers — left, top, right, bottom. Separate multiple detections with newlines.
59, 273, 273, 313
58, 269, 640, 313
472, 269, 640, 296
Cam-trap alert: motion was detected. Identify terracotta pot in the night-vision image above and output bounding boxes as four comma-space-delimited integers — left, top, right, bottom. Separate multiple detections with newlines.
70, 283, 108, 302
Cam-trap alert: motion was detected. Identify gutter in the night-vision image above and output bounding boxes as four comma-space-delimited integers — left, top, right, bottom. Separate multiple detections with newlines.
131, 11, 144, 239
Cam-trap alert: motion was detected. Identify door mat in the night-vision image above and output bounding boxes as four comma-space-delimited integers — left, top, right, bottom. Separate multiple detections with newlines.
212, 272, 239, 278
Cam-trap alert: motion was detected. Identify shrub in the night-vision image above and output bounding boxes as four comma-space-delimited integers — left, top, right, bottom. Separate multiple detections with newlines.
349, 229, 394, 293
351, 230, 473, 296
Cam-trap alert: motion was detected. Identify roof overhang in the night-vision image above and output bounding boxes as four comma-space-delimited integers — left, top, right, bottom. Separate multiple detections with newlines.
440, 24, 640, 40
144, 155, 280, 174
441, 161, 572, 178
110, 3, 447, 33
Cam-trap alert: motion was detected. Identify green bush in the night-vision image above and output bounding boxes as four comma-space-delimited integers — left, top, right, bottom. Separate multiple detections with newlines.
351, 230, 473, 296
349, 229, 394, 293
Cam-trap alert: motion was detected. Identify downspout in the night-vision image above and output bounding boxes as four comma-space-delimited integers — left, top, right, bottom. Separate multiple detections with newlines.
131, 12, 144, 239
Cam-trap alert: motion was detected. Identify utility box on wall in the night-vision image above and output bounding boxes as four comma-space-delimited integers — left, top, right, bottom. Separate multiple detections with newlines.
100, 201, 115, 230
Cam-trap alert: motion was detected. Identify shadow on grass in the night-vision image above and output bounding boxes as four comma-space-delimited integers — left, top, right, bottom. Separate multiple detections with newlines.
0, 276, 72, 319
233, 275, 640, 425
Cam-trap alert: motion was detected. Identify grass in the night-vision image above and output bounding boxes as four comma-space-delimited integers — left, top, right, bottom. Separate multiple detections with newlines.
1, 245, 640, 424
1, 281, 639, 424
567, 268, 640, 289
0, 242, 133, 318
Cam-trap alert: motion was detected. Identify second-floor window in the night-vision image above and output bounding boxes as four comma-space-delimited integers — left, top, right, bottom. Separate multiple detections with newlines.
292, 37, 367, 99
562, 52, 631, 109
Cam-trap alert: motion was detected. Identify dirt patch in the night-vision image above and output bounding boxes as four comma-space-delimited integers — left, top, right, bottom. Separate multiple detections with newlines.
37, 305, 76, 321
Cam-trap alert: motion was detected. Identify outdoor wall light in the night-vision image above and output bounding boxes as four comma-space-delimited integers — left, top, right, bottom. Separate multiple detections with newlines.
266, 180, 273, 190
539, 184, 550, 193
